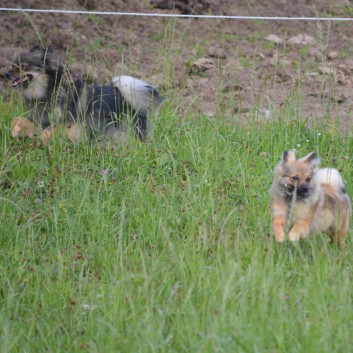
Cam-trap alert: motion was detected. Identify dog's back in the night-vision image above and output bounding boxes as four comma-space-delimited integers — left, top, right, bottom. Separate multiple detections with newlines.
78, 78, 161, 140
80, 85, 132, 132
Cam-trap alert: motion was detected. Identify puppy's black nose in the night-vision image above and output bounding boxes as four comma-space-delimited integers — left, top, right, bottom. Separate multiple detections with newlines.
4, 72, 12, 80
297, 185, 309, 197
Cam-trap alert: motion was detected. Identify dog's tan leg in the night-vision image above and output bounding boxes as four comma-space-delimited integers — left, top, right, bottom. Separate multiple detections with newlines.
334, 230, 346, 249
65, 123, 86, 143
288, 223, 310, 242
39, 126, 59, 145
332, 201, 351, 248
11, 117, 41, 138
272, 199, 288, 243
288, 211, 314, 241
100, 124, 131, 147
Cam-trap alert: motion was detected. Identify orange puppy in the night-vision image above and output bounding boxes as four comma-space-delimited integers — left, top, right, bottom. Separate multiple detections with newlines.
271, 150, 351, 247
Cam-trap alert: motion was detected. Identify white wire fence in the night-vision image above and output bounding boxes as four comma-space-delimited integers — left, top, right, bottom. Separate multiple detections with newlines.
0, 7, 353, 21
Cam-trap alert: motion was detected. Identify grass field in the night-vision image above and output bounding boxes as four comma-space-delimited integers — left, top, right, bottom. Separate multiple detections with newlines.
0, 82, 353, 353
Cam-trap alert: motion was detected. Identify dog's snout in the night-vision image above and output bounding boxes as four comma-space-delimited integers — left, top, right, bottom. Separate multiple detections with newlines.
4, 72, 12, 80
299, 185, 309, 193
297, 185, 310, 197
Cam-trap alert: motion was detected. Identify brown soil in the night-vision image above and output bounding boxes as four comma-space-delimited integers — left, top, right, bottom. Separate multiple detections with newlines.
1, 0, 353, 130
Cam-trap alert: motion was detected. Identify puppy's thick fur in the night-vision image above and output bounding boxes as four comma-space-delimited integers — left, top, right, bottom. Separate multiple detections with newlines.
5, 46, 162, 144
271, 150, 351, 247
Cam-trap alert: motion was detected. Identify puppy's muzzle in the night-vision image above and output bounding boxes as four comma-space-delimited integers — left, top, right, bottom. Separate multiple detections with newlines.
297, 185, 310, 199
5, 70, 32, 88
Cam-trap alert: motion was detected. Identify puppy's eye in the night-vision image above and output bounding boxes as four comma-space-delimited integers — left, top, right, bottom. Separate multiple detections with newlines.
306, 177, 312, 182
291, 175, 299, 181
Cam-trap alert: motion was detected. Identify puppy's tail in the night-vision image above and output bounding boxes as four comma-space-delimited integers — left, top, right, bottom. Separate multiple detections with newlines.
315, 168, 347, 195
112, 75, 162, 117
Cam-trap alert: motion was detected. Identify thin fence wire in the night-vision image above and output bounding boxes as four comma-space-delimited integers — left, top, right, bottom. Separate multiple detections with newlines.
0, 7, 353, 21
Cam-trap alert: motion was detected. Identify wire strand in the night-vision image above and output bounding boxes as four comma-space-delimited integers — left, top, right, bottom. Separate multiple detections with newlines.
0, 7, 352, 21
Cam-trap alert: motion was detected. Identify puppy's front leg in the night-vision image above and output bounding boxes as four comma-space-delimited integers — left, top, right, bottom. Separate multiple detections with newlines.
65, 123, 86, 143
39, 126, 59, 145
288, 223, 310, 242
272, 199, 288, 243
11, 117, 41, 138
288, 212, 313, 242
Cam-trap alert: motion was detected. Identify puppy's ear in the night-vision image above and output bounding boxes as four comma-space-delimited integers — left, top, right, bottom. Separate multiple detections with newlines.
42, 46, 54, 61
281, 150, 296, 165
42, 47, 62, 72
299, 152, 320, 167
45, 46, 54, 54
29, 45, 42, 53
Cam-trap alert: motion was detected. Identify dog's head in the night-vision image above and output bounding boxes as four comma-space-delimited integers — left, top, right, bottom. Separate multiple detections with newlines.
5, 46, 63, 99
274, 150, 320, 200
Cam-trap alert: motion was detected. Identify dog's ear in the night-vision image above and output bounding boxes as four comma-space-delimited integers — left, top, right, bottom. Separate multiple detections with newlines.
42, 46, 62, 72
42, 46, 54, 60
45, 46, 54, 54
299, 152, 320, 167
281, 150, 296, 165
29, 45, 42, 53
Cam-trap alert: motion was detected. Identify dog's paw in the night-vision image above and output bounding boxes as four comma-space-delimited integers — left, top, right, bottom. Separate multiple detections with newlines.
39, 126, 58, 145
288, 231, 300, 242
11, 118, 40, 138
274, 229, 285, 243
66, 123, 86, 143
288, 227, 309, 242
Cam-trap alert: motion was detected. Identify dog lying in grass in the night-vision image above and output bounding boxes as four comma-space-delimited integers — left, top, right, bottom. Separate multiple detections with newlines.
5, 45, 162, 145
271, 150, 351, 247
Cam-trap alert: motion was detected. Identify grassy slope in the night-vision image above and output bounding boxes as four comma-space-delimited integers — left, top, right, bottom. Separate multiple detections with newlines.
0, 84, 353, 353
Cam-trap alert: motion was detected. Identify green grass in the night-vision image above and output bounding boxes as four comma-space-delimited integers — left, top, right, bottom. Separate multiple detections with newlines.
0, 86, 353, 353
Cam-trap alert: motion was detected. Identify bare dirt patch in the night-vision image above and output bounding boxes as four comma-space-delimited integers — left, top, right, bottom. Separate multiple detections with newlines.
1, 0, 353, 130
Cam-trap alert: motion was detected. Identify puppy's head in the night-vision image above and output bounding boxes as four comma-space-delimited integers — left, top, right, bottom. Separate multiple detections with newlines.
274, 150, 320, 200
5, 46, 63, 99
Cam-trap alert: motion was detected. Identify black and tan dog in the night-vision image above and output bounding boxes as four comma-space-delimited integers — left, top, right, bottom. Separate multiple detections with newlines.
5, 46, 162, 144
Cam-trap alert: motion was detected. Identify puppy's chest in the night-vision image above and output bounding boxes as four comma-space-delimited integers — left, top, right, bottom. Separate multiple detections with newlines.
23, 76, 49, 100
289, 203, 310, 222
287, 197, 319, 224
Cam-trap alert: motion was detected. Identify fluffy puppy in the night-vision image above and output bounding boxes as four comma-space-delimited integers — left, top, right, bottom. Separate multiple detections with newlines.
271, 150, 351, 247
